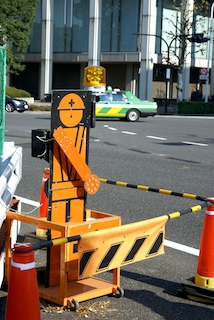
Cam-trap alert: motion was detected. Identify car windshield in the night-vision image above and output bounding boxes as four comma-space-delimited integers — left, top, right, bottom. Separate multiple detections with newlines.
112, 92, 129, 103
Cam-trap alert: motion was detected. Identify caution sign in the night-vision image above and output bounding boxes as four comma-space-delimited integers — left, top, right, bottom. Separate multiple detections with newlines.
78, 215, 168, 279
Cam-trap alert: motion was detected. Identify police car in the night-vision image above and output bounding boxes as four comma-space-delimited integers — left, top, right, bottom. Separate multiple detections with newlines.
95, 88, 157, 122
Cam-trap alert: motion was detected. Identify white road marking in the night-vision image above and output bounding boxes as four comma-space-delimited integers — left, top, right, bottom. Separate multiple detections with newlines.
165, 239, 199, 256
146, 135, 167, 140
152, 153, 167, 157
15, 196, 40, 207
103, 124, 117, 131
102, 128, 208, 147
182, 141, 208, 147
108, 127, 118, 131
121, 131, 137, 135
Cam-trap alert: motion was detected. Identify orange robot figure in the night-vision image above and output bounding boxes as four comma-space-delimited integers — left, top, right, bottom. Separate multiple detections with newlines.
47, 90, 98, 286
50, 91, 98, 224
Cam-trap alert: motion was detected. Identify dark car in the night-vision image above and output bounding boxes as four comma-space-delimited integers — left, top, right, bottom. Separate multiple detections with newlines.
5, 96, 29, 113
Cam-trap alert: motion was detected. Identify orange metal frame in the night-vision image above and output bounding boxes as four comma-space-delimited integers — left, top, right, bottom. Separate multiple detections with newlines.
5, 209, 121, 306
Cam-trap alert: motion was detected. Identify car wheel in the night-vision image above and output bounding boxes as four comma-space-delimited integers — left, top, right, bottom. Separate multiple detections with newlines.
5, 103, 15, 112
126, 109, 140, 122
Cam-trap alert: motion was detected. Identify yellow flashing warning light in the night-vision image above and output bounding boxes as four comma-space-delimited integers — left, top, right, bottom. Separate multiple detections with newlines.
57, 93, 86, 110
83, 66, 106, 87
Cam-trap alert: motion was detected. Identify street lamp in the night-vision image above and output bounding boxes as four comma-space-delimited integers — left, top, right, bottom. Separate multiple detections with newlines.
135, 33, 179, 100
205, 2, 214, 103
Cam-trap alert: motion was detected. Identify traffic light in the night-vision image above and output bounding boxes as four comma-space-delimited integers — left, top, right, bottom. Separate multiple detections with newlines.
189, 33, 210, 43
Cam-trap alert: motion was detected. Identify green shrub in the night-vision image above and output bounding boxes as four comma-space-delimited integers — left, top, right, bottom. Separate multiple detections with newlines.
178, 101, 214, 114
6, 86, 31, 98
29, 105, 51, 111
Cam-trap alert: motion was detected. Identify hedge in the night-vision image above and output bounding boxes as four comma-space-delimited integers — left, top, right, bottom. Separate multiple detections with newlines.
177, 101, 214, 114
6, 86, 31, 98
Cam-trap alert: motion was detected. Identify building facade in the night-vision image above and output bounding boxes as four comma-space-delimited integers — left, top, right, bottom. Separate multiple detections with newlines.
10, 0, 211, 101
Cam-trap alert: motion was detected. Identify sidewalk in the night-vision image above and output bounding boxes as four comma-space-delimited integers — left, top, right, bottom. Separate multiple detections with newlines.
30, 101, 177, 114
29, 100, 51, 111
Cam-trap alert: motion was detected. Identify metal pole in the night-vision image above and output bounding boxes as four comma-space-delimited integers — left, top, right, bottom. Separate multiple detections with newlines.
205, 2, 214, 103
88, 0, 102, 66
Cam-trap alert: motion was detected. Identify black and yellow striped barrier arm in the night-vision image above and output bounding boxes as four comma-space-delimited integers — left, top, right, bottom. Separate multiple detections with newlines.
167, 202, 207, 220
99, 178, 207, 202
32, 235, 81, 251
32, 203, 208, 250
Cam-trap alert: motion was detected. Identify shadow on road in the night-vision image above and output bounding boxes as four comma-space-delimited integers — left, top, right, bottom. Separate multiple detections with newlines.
121, 269, 214, 320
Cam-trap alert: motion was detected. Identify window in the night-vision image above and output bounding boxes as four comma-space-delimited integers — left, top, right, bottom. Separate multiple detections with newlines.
99, 93, 110, 102
72, 0, 89, 52
112, 92, 129, 102
53, 0, 89, 53
28, 1, 42, 53
101, 0, 140, 52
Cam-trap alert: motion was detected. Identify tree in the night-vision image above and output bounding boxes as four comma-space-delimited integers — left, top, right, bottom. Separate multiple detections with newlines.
0, 0, 39, 74
161, 0, 210, 101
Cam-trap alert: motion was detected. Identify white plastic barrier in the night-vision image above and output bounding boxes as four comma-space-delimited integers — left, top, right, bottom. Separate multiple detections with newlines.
0, 142, 22, 287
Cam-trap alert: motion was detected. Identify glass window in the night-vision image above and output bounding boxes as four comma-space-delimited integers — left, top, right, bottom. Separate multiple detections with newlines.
192, 2, 209, 60
53, 0, 66, 52
156, 0, 209, 60
28, 1, 42, 53
156, 1, 182, 59
120, 0, 139, 51
98, 93, 110, 102
101, 0, 118, 51
101, 0, 139, 52
72, 0, 89, 52
193, 15, 209, 59
112, 92, 129, 102
53, 0, 89, 53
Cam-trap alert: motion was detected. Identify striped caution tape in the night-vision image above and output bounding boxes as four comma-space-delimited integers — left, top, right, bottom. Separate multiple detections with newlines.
32, 235, 81, 251
168, 202, 207, 220
99, 178, 207, 202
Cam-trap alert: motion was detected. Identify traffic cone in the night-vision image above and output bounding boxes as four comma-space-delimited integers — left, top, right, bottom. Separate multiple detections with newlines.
36, 168, 50, 237
195, 198, 214, 288
5, 243, 41, 320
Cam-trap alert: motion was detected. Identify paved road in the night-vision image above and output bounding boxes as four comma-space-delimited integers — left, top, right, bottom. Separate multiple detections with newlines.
1, 112, 214, 319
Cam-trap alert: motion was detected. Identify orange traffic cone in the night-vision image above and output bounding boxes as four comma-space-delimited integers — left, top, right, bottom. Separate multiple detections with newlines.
5, 243, 41, 320
195, 198, 214, 288
36, 168, 50, 237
